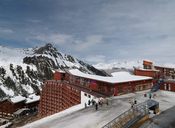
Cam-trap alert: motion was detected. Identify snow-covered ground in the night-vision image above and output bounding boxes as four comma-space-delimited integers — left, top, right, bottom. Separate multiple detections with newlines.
22, 90, 175, 128
140, 103, 175, 128
0, 45, 39, 97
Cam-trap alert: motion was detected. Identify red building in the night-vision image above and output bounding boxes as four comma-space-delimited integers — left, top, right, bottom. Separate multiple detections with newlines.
143, 60, 153, 69
39, 69, 153, 117
135, 60, 175, 92
25, 94, 40, 109
142, 60, 175, 79
0, 96, 26, 118
0, 95, 40, 118
154, 66, 175, 79
53, 70, 65, 80
134, 68, 159, 78
39, 80, 81, 118
67, 69, 153, 96
160, 80, 175, 92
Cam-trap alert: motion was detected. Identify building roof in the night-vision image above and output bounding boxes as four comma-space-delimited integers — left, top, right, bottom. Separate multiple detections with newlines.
26, 94, 40, 104
14, 108, 30, 115
54, 69, 65, 73
68, 69, 152, 84
143, 60, 153, 64
155, 65, 175, 70
135, 67, 159, 72
0, 97, 8, 102
10, 95, 26, 104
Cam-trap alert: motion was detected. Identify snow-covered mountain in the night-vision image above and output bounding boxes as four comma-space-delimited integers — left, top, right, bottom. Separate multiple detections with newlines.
94, 61, 142, 70
93, 61, 143, 75
0, 43, 108, 98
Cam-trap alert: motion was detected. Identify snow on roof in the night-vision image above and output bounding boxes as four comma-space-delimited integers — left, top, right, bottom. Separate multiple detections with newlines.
14, 108, 30, 115
10, 95, 26, 104
155, 64, 175, 69
135, 67, 159, 72
150, 61, 175, 69
69, 69, 152, 84
26, 94, 40, 104
54, 69, 65, 73
143, 59, 153, 63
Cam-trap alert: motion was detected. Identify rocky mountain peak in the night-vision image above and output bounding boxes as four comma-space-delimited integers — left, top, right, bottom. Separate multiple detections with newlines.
0, 43, 109, 99
34, 43, 62, 58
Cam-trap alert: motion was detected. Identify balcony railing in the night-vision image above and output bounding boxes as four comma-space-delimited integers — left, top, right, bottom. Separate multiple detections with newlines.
101, 101, 150, 128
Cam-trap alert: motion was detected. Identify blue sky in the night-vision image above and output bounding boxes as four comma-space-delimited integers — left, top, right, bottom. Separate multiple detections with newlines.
0, 0, 175, 64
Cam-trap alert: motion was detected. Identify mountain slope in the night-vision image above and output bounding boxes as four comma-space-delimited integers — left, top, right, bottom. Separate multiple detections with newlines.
0, 43, 108, 98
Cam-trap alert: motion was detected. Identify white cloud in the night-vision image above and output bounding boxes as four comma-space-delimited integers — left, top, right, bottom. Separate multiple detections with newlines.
2, 0, 175, 64
34, 33, 73, 44
74, 35, 103, 51
0, 28, 14, 34
85, 55, 106, 63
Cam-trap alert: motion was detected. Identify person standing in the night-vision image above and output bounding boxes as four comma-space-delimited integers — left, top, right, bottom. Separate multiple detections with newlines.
85, 103, 87, 108
95, 103, 98, 110
88, 99, 91, 106
149, 93, 152, 99
134, 99, 137, 104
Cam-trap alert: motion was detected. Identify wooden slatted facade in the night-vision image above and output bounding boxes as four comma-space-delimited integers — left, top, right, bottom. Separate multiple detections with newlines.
39, 80, 81, 118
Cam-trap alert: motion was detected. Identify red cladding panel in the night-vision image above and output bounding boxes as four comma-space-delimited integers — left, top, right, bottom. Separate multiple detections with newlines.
54, 72, 61, 80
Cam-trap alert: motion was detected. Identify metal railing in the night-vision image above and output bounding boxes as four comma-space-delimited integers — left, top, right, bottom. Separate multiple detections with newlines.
102, 101, 149, 128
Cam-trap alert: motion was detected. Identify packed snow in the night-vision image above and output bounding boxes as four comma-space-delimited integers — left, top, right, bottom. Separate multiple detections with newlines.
25, 94, 40, 104
140, 106, 175, 128
10, 95, 26, 103
69, 69, 152, 84
0, 122, 13, 128
0, 85, 14, 96
22, 90, 175, 128
0, 45, 39, 97
0, 45, 33, 66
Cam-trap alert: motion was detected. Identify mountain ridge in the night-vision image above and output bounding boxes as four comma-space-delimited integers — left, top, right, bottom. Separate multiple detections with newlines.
0, 43, 108, 99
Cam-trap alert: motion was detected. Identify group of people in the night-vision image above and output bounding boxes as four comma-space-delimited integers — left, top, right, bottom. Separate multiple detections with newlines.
144, 92, 156, 99
129, 98, 137, 108
85, 98, 109, 110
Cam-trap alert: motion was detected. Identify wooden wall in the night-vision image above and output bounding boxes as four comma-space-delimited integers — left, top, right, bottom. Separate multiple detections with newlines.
39, 81, 81, 118
114, 79, 153, 96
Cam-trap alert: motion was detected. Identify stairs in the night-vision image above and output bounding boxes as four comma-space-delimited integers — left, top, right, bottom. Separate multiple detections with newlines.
151, 79, 164, 92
